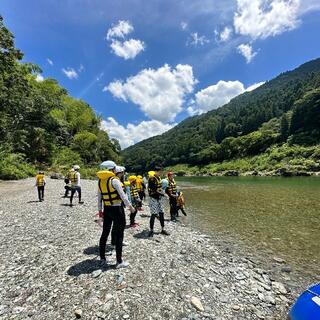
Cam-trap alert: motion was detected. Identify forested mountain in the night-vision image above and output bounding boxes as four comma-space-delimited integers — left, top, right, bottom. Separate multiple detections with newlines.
122, 58, 320, 173
0, 16, 119, 179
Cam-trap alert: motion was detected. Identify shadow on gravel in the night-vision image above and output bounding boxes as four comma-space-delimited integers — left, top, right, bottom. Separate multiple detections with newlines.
67, 258, 115, 276
60, 203, 72, 207
83, 245, 113, 256
139, 214, 150, 218
133, 230, 160, 239
27, 200, 41, 203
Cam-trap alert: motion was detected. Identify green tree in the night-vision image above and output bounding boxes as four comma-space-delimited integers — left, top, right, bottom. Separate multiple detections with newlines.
280, 114, 289, 141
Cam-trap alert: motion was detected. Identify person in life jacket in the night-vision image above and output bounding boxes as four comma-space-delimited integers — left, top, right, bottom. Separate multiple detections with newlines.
176, 187, 187, 216
111, 165, 127, 247
64, 168, 74, 197
136, 175, 146, 202
97, 161, 135, 269
128, 175, 141, 227
165, 171, 178, 222
133, 175, 144, 211
35, 171, 46, 201
95, 165, 128, 248
147, 166, 169, 237
69, 165, 83, 206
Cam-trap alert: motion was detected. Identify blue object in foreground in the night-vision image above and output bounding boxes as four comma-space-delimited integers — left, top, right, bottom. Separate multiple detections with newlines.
289, 283, 320, 320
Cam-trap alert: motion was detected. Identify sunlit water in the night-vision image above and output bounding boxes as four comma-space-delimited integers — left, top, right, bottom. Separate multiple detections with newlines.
176, 177, 320, 279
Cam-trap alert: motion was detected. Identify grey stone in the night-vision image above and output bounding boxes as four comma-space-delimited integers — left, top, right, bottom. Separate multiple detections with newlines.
92, 270, 102, 278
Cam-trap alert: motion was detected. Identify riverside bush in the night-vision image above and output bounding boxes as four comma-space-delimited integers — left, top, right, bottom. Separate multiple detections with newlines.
0, 151, 36, 180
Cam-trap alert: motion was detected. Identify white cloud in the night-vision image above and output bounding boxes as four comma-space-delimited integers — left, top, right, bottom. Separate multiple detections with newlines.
78, 64, 85, 73
106, 20, 145, 60
188, 80, 265, 115
106, 20, 134, 40
110, 39, 145, 60
188, 32, 210, 46
101, 117, 174, 149
234, 0, 301, 40
96, 72, 104, 81
187, 106, 200, 116
299, 0, 320, 14
237, 43, 258, 63
104, 64, 197, 123
35, 74, 44, 82
246, 81, 265, 91
220, 26, 233, 42
181, 21, 188, 30
46, 58, 53, 66
194, 80, 245, 113
62, 68, 78, 79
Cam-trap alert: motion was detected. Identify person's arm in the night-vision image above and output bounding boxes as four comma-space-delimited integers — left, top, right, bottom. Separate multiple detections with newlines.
97, 189, 103, 212
77, 172, 81, 186
112, 179, 132, 208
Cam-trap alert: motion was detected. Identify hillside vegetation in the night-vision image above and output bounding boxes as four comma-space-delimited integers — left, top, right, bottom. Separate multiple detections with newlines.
122, 58, 320, 175
0, 16, 119, 179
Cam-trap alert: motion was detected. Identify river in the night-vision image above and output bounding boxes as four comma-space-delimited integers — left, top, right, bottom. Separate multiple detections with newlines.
176, 176, 320, 283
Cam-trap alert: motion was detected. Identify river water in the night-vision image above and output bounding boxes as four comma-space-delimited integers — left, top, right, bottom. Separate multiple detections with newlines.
176, 176, 320, 280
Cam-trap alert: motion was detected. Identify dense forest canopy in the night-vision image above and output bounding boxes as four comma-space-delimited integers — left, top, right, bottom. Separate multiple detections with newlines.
0, 16, 119, 179
122, 58, 320, 173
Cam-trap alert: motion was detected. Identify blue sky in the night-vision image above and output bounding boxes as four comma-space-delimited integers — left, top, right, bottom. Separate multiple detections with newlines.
1, 0, 320, 148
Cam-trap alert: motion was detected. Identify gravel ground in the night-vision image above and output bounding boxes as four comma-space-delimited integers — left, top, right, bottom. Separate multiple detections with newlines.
0, 178, 298, 319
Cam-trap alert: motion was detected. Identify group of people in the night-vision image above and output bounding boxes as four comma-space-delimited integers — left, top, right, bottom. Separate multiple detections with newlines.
35, 165, 83, 206
96, 161, 186, 269
34, 161, 186, 269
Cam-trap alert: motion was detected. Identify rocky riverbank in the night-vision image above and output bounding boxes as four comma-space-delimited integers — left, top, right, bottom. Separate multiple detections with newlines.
0, 178, 300, 319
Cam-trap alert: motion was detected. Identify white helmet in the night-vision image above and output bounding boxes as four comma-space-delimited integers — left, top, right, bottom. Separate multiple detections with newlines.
73, 165, 80, 170
161, 178, 168, 190
115, 166, 125, 173
100, 160, 116, 169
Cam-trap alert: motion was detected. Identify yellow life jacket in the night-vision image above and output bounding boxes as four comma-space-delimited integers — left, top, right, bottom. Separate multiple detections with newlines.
130, 184, 139, 199
177, 192, 185, 207
167, 178, 177, 195
97, 170, 122, 206
136, 178, 143, 192
36, 174, 45, 187
148, 175, 162, 196
70, 171, 78, 186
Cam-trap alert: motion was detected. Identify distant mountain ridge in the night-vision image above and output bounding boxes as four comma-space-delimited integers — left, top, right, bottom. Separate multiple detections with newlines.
122, 58, 320, 173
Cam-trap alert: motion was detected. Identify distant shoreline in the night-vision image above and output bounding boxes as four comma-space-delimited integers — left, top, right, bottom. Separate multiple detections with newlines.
179, 170, 320, 177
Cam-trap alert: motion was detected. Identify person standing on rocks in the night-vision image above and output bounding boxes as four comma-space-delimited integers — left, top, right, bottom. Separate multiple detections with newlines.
69, 165, 83, 206
64, 167, 74, 198
165, 172, 178, 222
128, 175, 141, 227
176, 187, 187, 216
35, 171, 46, 202
97, 161, 135, 268
136, 175, 146, 202
148, 166, 170, 237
